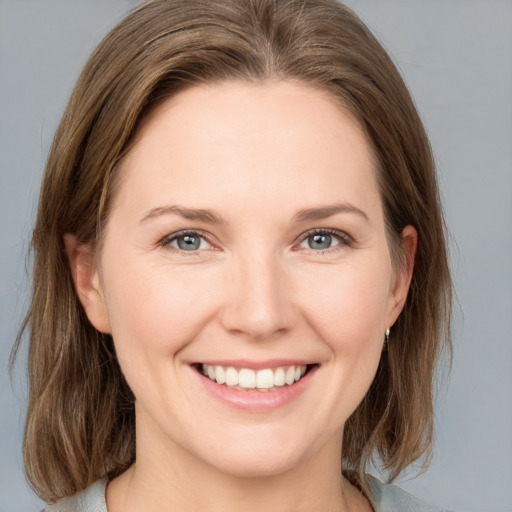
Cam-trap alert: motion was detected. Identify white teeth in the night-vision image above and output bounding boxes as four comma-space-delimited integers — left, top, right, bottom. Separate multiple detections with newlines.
285, 366, 295, 385
215, 366, 225, 385
256, 369, 274, 389
225, 367, 238, 386
238, 369, 256, 389
201, 364, 309, 391
274, 367, 285, 387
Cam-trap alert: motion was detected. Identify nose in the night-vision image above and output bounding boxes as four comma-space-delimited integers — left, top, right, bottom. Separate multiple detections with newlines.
218, 251, 297, 340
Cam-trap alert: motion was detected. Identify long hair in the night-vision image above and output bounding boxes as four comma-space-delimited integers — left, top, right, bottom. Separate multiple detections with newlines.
15, 0, 452, 501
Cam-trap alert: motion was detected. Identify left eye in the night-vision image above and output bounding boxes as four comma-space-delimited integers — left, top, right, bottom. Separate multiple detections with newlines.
299, 231, 344, 251
164, 231, 211, 252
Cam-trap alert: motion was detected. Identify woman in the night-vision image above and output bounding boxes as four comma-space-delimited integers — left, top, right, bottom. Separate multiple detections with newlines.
17, 0, 452, 510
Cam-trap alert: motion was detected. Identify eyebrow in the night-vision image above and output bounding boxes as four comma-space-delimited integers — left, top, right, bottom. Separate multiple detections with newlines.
293, 204, 370, 223
140, 203, 369, 225
140, 205, 224, 225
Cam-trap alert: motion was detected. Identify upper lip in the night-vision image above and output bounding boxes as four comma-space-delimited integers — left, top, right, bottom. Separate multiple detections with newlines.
192, 359, 317, 370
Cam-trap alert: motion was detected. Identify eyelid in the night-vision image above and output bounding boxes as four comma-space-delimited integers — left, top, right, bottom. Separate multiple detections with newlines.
294, 228, 353, 253
159, 227, 353, 255
160, 229, 217, 254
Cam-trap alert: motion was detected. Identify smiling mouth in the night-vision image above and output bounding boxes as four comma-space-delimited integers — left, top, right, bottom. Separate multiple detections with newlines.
194, 363, 316, 392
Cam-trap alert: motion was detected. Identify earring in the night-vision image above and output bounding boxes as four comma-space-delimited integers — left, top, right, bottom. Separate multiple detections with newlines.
383, 327, 390, 351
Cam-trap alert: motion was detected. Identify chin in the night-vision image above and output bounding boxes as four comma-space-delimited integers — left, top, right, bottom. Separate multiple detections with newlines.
191, 429, 310, 478
207, 451, 302, 479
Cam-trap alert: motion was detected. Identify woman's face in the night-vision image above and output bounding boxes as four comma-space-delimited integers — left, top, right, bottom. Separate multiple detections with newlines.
73, 81, 414, 477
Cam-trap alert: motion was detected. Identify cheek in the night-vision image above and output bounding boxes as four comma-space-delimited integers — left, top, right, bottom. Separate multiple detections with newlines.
305, 264, 391, 405
101, 256, 222, 362
295, 259, 392, 348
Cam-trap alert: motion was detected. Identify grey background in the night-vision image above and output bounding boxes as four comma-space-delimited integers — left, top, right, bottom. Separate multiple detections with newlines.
1, 1, 510, 511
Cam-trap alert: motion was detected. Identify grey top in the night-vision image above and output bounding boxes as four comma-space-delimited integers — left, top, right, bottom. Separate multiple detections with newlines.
43, 475, 452, 512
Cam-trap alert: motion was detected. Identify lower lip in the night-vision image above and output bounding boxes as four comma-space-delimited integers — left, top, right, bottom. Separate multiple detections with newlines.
194, 366, 318, 412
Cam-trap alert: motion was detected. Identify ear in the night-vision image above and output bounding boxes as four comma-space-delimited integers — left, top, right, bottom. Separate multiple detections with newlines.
386, 225, 417, 327
63, 234, 111, 334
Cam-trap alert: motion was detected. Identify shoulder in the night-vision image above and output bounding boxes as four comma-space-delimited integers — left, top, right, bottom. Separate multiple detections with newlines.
42, 480, 107, 512
366, 475, 453, 512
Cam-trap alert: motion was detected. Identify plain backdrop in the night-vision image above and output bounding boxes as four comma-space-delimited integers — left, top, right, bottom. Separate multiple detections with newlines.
1, 1, 511, 511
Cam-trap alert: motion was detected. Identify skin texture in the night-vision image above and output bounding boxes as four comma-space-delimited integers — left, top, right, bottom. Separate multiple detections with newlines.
66, 81, 416, 512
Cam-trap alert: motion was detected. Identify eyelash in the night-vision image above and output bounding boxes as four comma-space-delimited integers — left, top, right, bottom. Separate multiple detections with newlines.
160, 230, 213, 256
160, 228, 353, 256
296, 228, 353, 254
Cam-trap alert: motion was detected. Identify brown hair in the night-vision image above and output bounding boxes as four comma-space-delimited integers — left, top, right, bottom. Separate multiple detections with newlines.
15, 0, 452, 502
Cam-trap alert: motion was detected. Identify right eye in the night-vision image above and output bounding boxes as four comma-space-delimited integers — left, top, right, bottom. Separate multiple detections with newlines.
162, 230, 213, 253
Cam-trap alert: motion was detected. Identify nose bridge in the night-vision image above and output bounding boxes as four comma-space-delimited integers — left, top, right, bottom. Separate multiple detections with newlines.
219, 245, 296, 339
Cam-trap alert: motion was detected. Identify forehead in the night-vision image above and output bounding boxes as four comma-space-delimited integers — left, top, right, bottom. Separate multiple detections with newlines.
133, 81, 368, 157
112, 80, 381, 222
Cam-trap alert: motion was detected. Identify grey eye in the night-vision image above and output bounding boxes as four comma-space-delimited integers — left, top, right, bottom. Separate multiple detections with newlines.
166, 232, 210, 252
308, 234, 333, 250
177, 235, 202, 251
299, 231, 343, 251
